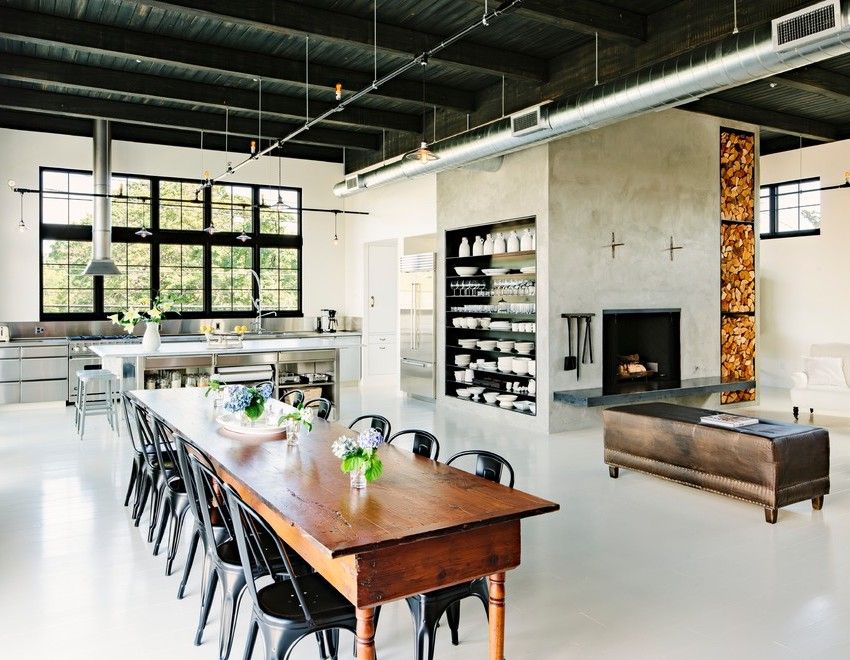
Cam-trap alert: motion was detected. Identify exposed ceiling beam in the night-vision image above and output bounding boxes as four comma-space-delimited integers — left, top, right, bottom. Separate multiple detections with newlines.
0, 7, 476, 113
773, 66, 850, 104
464, 0, 646, 44
683, 97, 839, 142
143, 0, 547, 82
0, 86, 380, 151
0, 109, 343, 162
0, 54, 421, 135
759, 133, 825, 156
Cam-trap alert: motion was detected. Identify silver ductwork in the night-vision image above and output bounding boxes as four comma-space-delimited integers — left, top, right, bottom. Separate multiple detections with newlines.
334, 1, 850, 196
83, 119, 120, 276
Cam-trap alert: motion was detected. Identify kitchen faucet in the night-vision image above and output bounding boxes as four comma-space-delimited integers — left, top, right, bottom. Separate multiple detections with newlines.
249, 269, 276, 334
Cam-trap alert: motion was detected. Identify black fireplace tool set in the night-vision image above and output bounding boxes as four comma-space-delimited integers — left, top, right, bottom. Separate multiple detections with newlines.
561, 313, 595, 379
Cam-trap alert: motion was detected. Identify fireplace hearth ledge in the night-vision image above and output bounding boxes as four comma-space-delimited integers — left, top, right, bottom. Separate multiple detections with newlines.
554, 377, 757, 407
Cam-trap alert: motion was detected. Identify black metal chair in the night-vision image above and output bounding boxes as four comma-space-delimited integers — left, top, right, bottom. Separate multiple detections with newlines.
281, 389, 305, 407
404, 450, 515, 660
387, 429, 440, 460
121, 393, 148, 508
304, 397, 333, 420
130, 399, 176, 537
150, 417, 191, 575
348, 414, 392, 441
225, 484, 362, 660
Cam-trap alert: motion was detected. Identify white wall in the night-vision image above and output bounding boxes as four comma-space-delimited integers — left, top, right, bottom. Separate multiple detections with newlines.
0, 127, 344, 322
343, 174, 437, 318
759, 139, 850, 387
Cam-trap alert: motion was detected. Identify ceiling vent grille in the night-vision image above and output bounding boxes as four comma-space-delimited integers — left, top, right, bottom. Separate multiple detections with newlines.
510, 104, 549, 137
773, 1, 842, 50
345, 174, 365, 191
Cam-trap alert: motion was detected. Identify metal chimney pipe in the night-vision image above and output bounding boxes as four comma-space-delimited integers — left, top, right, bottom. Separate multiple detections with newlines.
83, 118, 120, 276
333, 2, 850, 196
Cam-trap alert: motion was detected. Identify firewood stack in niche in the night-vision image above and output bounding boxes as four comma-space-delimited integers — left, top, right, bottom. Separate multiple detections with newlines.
719, 129, 757, 404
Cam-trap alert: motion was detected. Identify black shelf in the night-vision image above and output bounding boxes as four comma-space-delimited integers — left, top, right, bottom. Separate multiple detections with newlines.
448, 345, 536, 357
448, 365, 536, 381
447, 311, 536, 318
447, 250, 536, 262
446, 273, 536, 279
446, 393, 537, 415
447, 327, 536, 336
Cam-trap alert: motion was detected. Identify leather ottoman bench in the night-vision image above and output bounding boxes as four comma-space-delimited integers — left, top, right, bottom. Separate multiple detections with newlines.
602, 402, 830, 523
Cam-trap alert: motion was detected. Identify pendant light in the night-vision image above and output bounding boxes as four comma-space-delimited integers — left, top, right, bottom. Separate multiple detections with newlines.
235, 210, 251, 242
332, 211, 339, 246
268, 145, 292, 211
16, 190, 27, 232
403, 56, 439, 164
135, 226, 152, 238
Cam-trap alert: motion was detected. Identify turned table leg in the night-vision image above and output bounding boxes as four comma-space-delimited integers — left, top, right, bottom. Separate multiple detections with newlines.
488, 571, 506, 660
812, 496, 824, 510
355, 607, 377, 660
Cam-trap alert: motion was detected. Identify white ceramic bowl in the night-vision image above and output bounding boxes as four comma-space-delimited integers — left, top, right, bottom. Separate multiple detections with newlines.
512, 357, 531, 375
454, 354, 472, 366
458, 338, 478, 348
467, 386, 485, 396
496, 340, 515, 352
528, 403, 537, 414
456, 388, 471, 398
528, 360, 536, 376
452, 317, 463, 328
454, 266, 479, 276
496, 394, 518, 402
497, 356, 513, 371
476, 340, 497, 350
481, 268, 509, 276
465, 317, 479, 329
479, 318, 492, 329
498, 401, 514, 409
520, 266, 536, 274
480, 361, 497, 371
515, 342, 535, 354
454, 370, 466, 381
483, 391, 500, 403
513, 400, 531, 411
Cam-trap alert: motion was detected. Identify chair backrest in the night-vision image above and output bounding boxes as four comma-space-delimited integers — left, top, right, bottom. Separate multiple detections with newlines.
446, 450, 515, 487
132, 399, 159, 468
152, 416, 182, 480
174, 435, 205, 526
304, 397, 333, 420
224, 484, 317, 626
348, 414, 392, 441
281, 389, 305, 407
387, 429, 440, 460
121, 393, 142, 453
187, 455, 237, 562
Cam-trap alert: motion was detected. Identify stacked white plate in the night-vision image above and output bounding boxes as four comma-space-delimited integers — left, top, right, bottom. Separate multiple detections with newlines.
490, 321, 511, 330
482, 268, 509, 276
520, 266, 536, 274
454, 354, 472, 366
458, 338, 478, 349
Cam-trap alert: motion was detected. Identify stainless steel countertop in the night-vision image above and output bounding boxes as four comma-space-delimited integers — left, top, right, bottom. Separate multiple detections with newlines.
3, 331, 361, 345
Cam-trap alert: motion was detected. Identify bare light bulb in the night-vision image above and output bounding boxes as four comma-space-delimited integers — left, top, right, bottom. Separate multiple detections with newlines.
333, 234, 339, 246
7, 179, 16, 190
17, 219, 27, 233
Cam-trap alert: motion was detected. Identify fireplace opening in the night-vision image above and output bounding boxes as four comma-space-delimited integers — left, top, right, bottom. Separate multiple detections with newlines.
602, 309, 681, 395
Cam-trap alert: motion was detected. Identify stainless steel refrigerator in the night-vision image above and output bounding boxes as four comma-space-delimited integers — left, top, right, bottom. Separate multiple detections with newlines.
399, 253, 436, 399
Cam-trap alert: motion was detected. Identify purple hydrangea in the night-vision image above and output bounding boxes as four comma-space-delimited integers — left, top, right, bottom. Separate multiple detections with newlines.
256, 382, 273, 400
357, 427, 384, 451
223, 385, 253, 413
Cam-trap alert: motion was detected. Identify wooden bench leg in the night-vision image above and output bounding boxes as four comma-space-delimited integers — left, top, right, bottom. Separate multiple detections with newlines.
764, 507, 778, 524
812, 496, 824, 510
608, 466, 619, 479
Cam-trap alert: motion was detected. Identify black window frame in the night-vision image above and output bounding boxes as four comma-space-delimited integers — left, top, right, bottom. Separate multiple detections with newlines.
38, 166, 303, 321
759, 177, 822, 240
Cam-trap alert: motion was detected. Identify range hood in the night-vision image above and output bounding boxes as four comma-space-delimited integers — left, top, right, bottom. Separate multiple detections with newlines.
334, 0, 850, 196
83, 118, 120, 276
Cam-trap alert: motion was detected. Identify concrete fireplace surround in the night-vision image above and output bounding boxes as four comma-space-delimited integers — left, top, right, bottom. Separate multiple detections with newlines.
435, 109, 759, 433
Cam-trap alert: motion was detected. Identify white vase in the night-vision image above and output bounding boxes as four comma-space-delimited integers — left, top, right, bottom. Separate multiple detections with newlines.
492, 232, 506, 254
142, 322, 161, 352
472, 236, 484, 256
483, 233, 494, 255
507, 230, 520, 253
459, 237, 471, 257
530, 230, 536, 250
520, 228, 534, 251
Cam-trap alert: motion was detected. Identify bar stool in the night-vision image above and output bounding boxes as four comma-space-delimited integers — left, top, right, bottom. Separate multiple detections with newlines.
75, 369, 120, 440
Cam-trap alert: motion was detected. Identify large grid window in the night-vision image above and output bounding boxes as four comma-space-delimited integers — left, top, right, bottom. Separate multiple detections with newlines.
39, 167, 302, 320
760, 178, 822, 239
260, 247, 300, 312
211, 246, 253, 312
104, 243, 152, 312
42, 240, 94, 313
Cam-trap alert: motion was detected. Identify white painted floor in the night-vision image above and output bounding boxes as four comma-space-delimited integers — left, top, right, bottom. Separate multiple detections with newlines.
1, 386, 849, 660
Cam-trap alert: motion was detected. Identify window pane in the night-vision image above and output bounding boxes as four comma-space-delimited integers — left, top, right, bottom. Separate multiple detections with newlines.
777, 207, 799, 232
211, 184, 253, 233
104, 242, 152, 312
259, 247, 299, 312
777, 190, 799, 210
259, 187, 299, 235
210, 245, 253, 312
110, 176, 151, 229
41, 170, 92, 226
763, 178, 821, 237
159, 244, 205, 312
799, 206, 821, 231
159, 180, 203, 230
41, 240, 95, 314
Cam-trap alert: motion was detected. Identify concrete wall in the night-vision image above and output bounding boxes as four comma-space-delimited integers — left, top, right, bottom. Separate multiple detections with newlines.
436, 146, 550, 432
0, 127, 344, 322
759, 139, 850, 387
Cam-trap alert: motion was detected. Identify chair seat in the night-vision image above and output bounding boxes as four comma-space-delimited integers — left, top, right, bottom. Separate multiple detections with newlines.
257, 573, 353, 622
77, 370, 118, 383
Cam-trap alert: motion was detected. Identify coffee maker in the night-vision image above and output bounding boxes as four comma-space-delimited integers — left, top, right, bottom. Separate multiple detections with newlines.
317, 309, 338, 333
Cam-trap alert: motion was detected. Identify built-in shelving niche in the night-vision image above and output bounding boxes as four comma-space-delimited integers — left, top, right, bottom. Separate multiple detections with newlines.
444, 217, 538, 416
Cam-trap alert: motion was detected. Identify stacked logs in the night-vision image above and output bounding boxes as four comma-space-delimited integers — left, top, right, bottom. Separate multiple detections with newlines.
721, 224, 755, 313
721, 315, 756, 404
720, 131, 755, 221
720, 129, 757, 404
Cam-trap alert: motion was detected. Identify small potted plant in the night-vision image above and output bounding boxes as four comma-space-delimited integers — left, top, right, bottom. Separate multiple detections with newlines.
278, 402, 315, 446
331, 427, 385, 489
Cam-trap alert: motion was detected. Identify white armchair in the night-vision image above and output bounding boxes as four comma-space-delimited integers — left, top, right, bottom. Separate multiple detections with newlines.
790, 344, 850, 420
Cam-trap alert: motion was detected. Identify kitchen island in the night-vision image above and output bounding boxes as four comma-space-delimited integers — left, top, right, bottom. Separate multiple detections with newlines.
93, 334, 361, 415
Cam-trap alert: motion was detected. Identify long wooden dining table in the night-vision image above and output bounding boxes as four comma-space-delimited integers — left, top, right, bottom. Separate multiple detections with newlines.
130, 388, 559, 659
